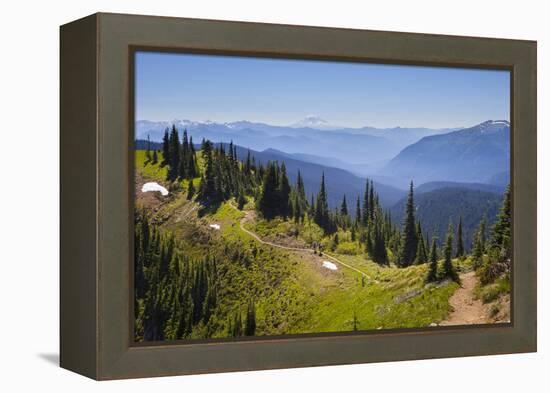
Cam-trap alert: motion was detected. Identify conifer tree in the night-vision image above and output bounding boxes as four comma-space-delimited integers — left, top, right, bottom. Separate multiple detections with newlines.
152, 149, 158, 165
490, 185, 511, 259
198, 140, 217, 205
278, 162, 291, 218
415, 221, 428, 264
167, 125, 180, 181
398, 181, 418, 267
145, 134, 152, 163
355, 195, 361, 226
472, 228, 484, 269
245, 300, 256, 336
362, 180, 370, 227
478, 215, 487, 252
187, 180, 195, 200
161, 128, 170, 166
368, 180, 375, 221
232, 311, 243, 337
257, 162, 280, 219
442, 222, 460, 282
455, 216, 464, 258
426, 238, 439, 283
314, 173, 330, 232
341, 194, 349, 216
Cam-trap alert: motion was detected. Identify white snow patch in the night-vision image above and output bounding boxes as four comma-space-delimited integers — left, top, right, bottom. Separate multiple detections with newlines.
209, 224, 221, 230
322, 261, 338, 271
141, 182, 169, 196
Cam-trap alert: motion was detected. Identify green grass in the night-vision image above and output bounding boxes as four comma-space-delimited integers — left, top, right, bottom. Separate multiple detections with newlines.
474, 275, 510, 304
135, 150, 462, 337
135, 150, 168, 181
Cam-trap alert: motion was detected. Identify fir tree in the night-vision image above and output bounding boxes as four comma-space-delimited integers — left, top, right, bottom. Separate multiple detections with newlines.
161, 128, 170, 166
187, 180, 195, 200
145, 134, 152, 163
472, 228, 484, 269
398, 181, 418, 267
198, 140, 217, 205
368, 180, 375, 221
478, 215, 487, 252
245, 300, 256, 336
341, 194, 349, 216
257, 162, 280, 219
314, 173, 330, 232
455, 216, 464, 258
278, 162, 291, 218
362, 180, 370, 227
490, 185, 511, 259
167, 125, 180, 181
442, 222, 460, 282
355, 195, 362, 226
152, 149, 158, 164
426, 238, 438, 283
415, 221, 428, 264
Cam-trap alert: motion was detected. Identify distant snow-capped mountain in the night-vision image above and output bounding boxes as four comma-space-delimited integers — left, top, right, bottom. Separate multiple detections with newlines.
289, 116, 340, 130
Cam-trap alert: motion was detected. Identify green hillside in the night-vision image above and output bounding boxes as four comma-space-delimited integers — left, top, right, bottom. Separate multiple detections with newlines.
133, 133, 511, 342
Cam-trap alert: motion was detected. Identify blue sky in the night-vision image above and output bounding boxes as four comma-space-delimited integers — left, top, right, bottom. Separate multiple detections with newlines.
135, 51, 510, 129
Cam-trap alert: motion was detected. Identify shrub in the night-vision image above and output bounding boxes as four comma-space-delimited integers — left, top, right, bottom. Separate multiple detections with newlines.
336, 241, 358, 255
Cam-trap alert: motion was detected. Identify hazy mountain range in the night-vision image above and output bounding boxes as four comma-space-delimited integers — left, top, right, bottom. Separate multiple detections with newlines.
136, 117, 510, 244
136, 117, 457, 167
382, 120, 510, 186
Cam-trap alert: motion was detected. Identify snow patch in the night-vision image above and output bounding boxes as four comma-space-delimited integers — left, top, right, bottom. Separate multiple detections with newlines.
322, 261, 338, 271
209, 224, 221, 230
141, 182, 169, 196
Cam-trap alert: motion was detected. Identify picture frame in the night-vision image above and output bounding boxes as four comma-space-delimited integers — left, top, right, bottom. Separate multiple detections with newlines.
60, 12, 537, 380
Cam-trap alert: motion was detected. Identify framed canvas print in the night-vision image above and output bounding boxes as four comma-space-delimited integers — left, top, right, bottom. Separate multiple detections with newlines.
60, 13, 537, 380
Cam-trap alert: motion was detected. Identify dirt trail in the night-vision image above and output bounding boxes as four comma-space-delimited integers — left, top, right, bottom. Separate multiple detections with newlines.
440, 271, 488, 326
237, 209, 377, 283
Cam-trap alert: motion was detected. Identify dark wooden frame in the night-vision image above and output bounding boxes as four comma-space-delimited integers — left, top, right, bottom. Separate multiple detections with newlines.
60, 12, 537, 380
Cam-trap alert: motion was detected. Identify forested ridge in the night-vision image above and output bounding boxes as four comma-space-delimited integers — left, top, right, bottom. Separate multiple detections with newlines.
134, 128, 511, 341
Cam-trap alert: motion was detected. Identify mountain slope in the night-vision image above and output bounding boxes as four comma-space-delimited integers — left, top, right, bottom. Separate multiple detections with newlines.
136, 119, 452, 166
416, 181, 505, 195
382, 120, 510, 185
230, 145, 406, 209
390, 187, 503, 250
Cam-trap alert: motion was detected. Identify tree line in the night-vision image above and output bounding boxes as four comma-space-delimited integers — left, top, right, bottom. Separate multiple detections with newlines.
134, 209, 257, 341
143, 131, 511, 288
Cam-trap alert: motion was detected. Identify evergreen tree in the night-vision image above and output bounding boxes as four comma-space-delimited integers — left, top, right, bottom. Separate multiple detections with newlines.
455, 216, 464, 258
198, 140, 218, 205
257, 162, 280, 219
232, 311, 243, 337
340, 194, 349, 216
472, 228, 484, 269
145, 134, 152, 163
355, 195, 361, 226
187, 180, 195, 200
152, 149, 158, 164
167, 125, 180, 181
490, 185, 511, 259
362, 180, 370, 227
368, 180, 375, 221
245, 300, 256, 336
278, 162, 291, 218
415, 221, 428, 264
398, 181, 418, 267
161, 128, 170, 166
478, 215, 487, 252
314, 173, 330, 232
442, 222, 460, 282
371, 222, 388, 265
426, 238, 438, 283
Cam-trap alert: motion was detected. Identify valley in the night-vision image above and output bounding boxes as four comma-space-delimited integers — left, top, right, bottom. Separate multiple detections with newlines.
133, 124, 512, 342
